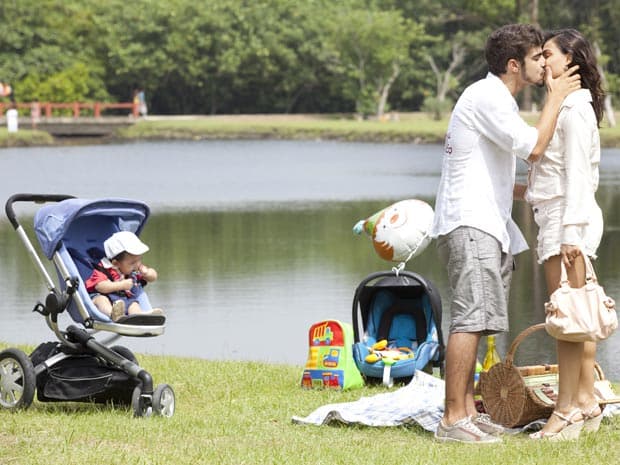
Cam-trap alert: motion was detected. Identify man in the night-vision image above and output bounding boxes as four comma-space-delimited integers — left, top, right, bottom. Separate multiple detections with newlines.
431, 24, 581, 443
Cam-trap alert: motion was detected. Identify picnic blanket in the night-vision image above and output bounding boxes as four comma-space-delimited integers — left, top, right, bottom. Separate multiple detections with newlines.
292, 370, 620, 433
292, 370, 444, 432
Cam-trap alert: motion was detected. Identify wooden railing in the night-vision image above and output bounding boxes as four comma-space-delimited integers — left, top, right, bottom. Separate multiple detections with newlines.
0, 101, 139, 118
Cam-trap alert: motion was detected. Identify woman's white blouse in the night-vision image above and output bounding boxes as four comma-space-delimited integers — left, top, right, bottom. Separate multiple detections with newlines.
525, 89, 600, 245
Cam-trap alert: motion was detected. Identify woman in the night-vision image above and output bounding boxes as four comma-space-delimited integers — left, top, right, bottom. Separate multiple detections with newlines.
525, 29, 605, 440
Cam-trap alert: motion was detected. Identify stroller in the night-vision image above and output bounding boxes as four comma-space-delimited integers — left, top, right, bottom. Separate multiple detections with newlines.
352, 270, 445, 386
0, 193, 175, 417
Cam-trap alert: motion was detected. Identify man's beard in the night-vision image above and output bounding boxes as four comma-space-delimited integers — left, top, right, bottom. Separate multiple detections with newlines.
521, 66, 545, 87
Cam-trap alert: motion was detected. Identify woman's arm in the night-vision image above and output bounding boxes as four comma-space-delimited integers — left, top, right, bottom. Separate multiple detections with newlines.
513, 183, 527, 201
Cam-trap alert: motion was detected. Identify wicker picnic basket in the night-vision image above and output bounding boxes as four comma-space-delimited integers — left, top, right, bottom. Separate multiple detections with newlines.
478, 323, 608, 428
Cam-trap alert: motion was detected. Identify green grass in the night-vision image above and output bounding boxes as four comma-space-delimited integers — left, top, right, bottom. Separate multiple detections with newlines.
1, 342, 619, 465
0, 127, 54, 147
117, 113, 450, 144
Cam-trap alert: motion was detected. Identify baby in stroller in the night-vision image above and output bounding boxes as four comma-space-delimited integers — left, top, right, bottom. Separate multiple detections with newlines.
86, 231, 164, 321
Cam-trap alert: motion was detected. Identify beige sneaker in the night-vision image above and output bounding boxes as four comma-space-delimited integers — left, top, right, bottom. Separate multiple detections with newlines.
473, 413, 505, 435
111, 300, 126, 321
435, 416, 502, 443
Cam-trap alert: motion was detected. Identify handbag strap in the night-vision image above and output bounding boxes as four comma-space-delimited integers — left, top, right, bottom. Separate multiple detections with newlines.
558, 250, 597, 286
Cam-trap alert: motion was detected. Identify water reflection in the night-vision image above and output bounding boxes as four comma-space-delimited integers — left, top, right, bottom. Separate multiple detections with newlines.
1, 140, 619, 380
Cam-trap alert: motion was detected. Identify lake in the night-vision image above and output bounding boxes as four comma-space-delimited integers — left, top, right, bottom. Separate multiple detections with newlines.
1, 140, 620, 380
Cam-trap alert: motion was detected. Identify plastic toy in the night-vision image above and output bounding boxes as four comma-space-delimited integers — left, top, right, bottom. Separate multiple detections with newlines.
301, 320, 364, 390
364, 340, 414, 364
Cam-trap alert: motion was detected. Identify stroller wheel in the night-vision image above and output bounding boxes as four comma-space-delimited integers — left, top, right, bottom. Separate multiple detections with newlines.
0, 348, 36, 410
152, 384, 175, 418
131, 386, 152, 418
110, 345, 139, 364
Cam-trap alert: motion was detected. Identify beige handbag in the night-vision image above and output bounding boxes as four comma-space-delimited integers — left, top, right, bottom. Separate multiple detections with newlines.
545, 253, 618, 342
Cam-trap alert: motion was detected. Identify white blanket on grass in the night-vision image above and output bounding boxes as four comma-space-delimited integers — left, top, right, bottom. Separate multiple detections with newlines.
292, 370, 620, 433
292, 370, 445, 432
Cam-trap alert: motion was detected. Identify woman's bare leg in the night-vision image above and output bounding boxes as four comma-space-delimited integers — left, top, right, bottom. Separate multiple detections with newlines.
539, 254, 587, 432
577, 341, 600, 414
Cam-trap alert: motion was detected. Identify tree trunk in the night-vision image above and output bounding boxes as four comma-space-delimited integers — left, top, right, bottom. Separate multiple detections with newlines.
521, 0, 540, 112
426, 40, 466, 102
530, 0, 539, 25
376, 63, 399, 118
593, 42, 616, 127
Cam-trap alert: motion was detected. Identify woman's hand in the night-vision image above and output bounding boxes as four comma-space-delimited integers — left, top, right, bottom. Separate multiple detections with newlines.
560, 243, 581, 268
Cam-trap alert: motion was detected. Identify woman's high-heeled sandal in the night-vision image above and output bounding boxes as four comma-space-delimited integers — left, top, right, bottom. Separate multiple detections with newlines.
529, 409, 584, 441
582, 404, 603, 433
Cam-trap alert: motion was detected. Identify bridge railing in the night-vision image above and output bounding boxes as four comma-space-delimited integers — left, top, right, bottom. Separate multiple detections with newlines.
0, 101, 139, 118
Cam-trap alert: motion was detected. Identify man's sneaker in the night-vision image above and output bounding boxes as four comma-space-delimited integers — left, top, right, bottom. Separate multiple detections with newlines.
435, 416, 502, 443
111, 300, 125, 321
473, 413, 505, 436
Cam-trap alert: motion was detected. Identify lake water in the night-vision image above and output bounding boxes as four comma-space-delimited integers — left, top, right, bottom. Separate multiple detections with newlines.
1, 140, 620, 380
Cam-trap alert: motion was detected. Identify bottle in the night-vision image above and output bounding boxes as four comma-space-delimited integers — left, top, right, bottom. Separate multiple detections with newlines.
482, 335, 501, 371
473, 359, 482, 386
473, 359, 483, 410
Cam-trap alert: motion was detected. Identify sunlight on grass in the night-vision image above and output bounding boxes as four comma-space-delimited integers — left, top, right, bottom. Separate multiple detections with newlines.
1, 342, 619, 465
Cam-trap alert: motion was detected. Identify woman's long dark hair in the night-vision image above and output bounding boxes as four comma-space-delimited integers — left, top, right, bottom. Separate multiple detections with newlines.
544, 29, 605, 126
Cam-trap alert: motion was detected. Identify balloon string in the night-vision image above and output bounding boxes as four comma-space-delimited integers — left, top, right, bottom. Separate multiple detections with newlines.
391, 231, 429, 276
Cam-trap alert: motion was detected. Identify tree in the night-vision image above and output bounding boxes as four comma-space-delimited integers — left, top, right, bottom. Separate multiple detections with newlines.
327, 4, 426, 118
424, 35, 467, 119
0, 0, 110, 102
1, 0, 619, 116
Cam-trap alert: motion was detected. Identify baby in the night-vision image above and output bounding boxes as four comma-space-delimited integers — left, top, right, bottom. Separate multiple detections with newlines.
85, 230, 164, 321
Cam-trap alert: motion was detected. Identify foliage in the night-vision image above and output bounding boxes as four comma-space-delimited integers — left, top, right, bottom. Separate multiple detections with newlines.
422, 96, 455, 121
0, 0, 619, 114
325, 4, 426, 118
17, 63, 110, 103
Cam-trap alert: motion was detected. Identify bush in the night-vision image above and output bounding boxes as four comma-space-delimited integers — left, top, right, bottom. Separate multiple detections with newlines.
16, 63, 111, 107
422, 95, 454, 121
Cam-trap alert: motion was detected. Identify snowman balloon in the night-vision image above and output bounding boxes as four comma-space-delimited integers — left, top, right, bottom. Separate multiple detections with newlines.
353, 199, 434, 266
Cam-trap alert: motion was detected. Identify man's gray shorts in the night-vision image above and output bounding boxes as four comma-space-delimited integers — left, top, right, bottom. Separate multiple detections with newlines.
436, 226, 513, 335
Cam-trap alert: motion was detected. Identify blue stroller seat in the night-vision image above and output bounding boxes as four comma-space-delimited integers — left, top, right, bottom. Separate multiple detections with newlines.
33, 197, 164, 335
352, 270, 445, 386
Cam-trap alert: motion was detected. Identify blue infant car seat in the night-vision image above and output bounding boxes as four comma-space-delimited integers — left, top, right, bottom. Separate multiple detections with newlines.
352, 270, 445, 386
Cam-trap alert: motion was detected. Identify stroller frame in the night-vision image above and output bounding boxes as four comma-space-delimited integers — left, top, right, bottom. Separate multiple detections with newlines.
0, 193, 175, 417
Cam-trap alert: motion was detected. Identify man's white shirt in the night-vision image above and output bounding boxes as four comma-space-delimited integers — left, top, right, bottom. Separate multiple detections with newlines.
431, 72, 537, 254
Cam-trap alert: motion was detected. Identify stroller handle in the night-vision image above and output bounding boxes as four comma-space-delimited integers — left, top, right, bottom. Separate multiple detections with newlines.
5, 193, 75, 229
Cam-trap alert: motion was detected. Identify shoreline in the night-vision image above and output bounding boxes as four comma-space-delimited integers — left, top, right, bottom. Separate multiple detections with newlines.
2, 112, 620, 148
